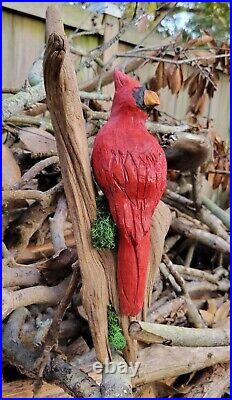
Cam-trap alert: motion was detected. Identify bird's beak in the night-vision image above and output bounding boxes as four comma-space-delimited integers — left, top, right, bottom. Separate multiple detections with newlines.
144, 90, 160, 107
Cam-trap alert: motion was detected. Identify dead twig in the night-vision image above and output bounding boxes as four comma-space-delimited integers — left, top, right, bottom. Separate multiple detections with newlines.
171, 217, 230, 254
33, 264, 80, 396
163, 255, 206, 328
2, 277, 71, 320
3, 308, 101, 397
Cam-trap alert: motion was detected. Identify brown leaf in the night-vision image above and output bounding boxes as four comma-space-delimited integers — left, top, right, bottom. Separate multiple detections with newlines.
183, 73, 194, 90
137, 14, 148, 32
2, 144, 21, 189
207, 299, 217, 316
166, 64, 176, 93
185, 34, 214, 49
213, 300, 230, 324
197, 76, 207, 98
188, 73, 199, 97
206, 160, 216, 187
18, 127, 57, 154
221, 160, 230, 191
167, 65, 183, 94
195, 93, 207, 115
154, 61, 165, 91
213, 158, 224, 189
206, 81, 215, 98
199, 309, 214, 326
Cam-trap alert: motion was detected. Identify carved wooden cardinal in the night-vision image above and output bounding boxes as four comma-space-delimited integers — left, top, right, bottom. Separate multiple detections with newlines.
91, 70, 167, 316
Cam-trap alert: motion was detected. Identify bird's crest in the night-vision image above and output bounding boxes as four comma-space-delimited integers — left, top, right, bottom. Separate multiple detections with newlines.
113, 69, 140, 90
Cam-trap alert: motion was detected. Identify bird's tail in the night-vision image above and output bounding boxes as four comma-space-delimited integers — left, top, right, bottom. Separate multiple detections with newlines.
117, 232, 150, 316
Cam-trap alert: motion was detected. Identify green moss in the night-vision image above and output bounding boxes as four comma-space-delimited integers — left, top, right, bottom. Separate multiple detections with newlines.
108, 305, 126, 351
91, 195, 118, 250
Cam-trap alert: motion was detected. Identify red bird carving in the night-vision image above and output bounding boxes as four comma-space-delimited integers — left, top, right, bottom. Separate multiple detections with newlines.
91, 70, 167, 316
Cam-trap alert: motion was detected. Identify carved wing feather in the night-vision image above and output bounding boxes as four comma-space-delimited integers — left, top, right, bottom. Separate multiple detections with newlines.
92, 145, 166, 244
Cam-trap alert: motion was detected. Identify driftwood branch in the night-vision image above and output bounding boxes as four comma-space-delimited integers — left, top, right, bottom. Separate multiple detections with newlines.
163, 255, 206, 328
171, 217, 230, 254
3, 265, 42, 288
2, 277, 70, 320
43, 5, 111, 363
133, 343, 229, 386
3, 308, 101, 398
100, 353, 132, 398
129, 321, 229, 346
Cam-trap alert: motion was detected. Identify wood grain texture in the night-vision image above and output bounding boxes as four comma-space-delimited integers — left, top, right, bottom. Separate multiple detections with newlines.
43, 5, 111, 363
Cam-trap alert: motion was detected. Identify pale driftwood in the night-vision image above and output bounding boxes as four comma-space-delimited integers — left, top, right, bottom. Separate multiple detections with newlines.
2, 82, 46, 121
3, 308, 101, 398
172, 264, 219, 284
186, 279, 230, 294
2, 83, 113, 122
3, 309, 230, 395
129, 321, 230, 346
43, 5, 112, 363
49, 194, 68, 255
147, 297, 186, 323
163, 256, 206, 328
202, 195, 230, 229
183, 363, 230, 398
165, 189, 229, 241
3, 265, 42, 288
171, 217, 230, 254
100, 353, 132, 398
2, 277, 70, 320
133, 344, 229, 386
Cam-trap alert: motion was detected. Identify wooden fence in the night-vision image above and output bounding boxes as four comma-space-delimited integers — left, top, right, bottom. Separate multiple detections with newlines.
2, 2, 230, 140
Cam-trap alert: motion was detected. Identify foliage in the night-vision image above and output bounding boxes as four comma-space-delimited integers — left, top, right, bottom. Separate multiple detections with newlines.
120, 2, 230, 42
107, 304, 126, 351
91, 194, 117, 249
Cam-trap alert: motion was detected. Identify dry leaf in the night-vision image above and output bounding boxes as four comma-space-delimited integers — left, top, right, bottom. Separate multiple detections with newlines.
172, 65, 183, 94
18, 127, 57, 154
188, 73, 199, 96
185, 34, 214, 49
183, 73, 194, 91
155, 61, 164, 90
2, 144, 21, 189
207, 299, 217, 316
213, 158, 224, 189
137, 14, 148, 32
199, 309, 214, 326
150, 62, 165, 92
213, 300, 230, 324
167, 64, 183, 94
195, 93, 207, 115
221, 159, 230, 191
